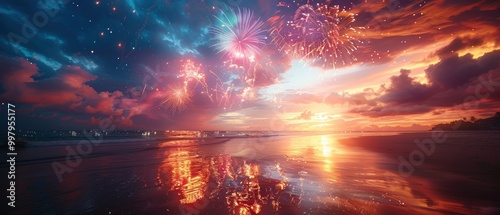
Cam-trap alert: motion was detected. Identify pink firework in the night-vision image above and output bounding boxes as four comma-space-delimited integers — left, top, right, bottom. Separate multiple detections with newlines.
269, 1, 360, 68
210, 8, 267, 59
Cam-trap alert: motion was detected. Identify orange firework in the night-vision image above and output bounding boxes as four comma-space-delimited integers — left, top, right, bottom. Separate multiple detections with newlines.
159, 85, 192, 113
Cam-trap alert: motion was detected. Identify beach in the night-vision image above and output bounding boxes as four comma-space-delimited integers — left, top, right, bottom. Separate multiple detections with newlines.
2, 131, 500, 214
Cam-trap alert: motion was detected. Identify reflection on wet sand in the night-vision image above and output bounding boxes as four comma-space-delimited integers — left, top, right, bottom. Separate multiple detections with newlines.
154, 134, 494, 214
158, 147, 302, 214
167, 149, 209, 204
11, 133, 499, 214
225, 161, 262, 215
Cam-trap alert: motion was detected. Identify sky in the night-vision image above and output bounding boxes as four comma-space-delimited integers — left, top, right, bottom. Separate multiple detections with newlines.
0, 0, 499, 131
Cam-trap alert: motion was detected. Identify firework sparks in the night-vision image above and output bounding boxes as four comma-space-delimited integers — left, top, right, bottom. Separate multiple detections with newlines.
159, 85, 192, 113
178, 59, 215, 102
210, 7, 267, 60
179, 59, 205, 84
269, 1, 360, 68
240, 86, 256, 103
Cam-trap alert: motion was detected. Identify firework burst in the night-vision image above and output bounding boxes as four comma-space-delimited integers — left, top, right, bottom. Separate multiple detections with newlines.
179, 59, 205, 84
159, 85, 192, 113
210, 8, 267, 60
269, 1, 360, 68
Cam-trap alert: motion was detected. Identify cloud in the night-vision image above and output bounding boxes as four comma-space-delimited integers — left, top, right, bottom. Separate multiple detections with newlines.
433, 37, 484, 58
349, 104, 434, 117
0, 62, 97, 108
380, 49, 500, 108
351, 0, 499, 64
426, 50, 500, 89
0, 56, 238, 129
247, 63, 279, 87
379, 69, 436, 104
338, 49, 500, 118
1, 40, 63, 70
283, 92, 322, 104
61, 52, 98, 71
0, 56, 147, 126
324, 92, 345, 105
325, 89, 379, 106
297, 110, 313, 120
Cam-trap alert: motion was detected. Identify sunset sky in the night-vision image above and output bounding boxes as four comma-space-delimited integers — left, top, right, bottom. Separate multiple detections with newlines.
1, 0, 499, 131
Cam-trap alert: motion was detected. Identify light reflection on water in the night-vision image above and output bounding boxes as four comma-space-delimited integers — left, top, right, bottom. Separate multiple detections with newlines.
166, 149, 209, 204
12, 132, 498, 214
152, 133, 484, 214
158, 148, 301, 214
153, 134, 418, 214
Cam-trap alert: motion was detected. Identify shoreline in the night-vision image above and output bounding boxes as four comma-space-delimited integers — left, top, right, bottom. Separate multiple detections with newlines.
338, 131, 500, 214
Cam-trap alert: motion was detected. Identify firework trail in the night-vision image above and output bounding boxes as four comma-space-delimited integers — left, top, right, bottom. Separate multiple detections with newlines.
210, 7, 267, 61
214, 83, 235, 109
211, 60, 248, 109
207, 68, 234, 109
179, 59, 213, 102
269, 1, 360, 68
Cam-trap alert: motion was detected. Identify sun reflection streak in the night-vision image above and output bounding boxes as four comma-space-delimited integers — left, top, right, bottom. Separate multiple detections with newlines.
321, 135, 333, 157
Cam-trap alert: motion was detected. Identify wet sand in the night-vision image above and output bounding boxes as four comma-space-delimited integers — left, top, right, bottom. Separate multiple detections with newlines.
339, 131, 500, 215
2, 131, 499, 214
